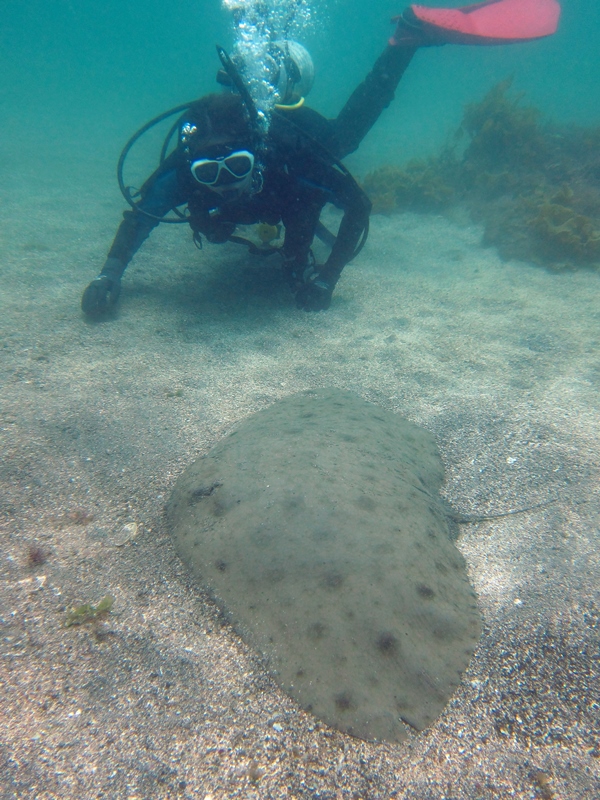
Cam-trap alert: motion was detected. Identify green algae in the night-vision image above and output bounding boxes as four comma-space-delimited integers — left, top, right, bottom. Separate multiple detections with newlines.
362, 157, 457, 214
65, 594, 115, 627
362, 78, 600, 271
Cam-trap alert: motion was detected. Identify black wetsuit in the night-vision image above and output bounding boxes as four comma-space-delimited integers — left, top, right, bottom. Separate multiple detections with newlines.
97, 44, 416, 308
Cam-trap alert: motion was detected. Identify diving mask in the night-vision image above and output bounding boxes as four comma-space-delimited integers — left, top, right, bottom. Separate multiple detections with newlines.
191, 150, 254, 187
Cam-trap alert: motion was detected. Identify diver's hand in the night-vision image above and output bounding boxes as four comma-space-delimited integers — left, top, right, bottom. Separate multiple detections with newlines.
295, 278, 333, 312
81, 275, 121, 318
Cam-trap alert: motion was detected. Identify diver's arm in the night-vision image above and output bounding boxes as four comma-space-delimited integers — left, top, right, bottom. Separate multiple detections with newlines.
285, 169, 370, 311
319, 185, 371, 288
306, 160, 371, 289
105, 164, 187, 279
82, 158, 187, 318
280, 198, 323, 288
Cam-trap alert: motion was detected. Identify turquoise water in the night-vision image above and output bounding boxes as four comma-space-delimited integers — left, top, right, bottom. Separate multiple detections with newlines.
2, 0, 598, 182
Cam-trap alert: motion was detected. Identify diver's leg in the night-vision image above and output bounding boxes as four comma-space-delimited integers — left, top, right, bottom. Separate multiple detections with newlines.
331, 44, 417, 159
331, 0, 560, 158
395, 0, 561, 47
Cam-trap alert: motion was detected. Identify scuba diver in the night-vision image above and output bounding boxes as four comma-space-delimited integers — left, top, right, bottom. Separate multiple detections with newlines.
82, 0, 560, 317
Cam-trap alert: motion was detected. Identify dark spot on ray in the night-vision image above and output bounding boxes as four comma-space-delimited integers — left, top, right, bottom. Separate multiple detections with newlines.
356, 495, 376, 512
215, 559, 227, 571
417, 583, 435, 599
307, 622, 327, 640
211, 499, 228, 517
376, 632, 399, 655
265, 568, 285, 583
312, 527, 334, 542
283, 495, 303, 511
322, 571, 344, 589
334, 691, 353, 711
250, 530, 275, 549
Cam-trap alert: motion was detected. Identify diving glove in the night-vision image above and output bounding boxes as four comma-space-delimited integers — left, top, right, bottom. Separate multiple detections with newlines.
82, 257, 124, 318
295, 279, 333, 312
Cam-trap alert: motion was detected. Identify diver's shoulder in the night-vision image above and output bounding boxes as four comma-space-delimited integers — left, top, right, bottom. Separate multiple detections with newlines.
271, 105, 332, 144
274, 104, 327, 127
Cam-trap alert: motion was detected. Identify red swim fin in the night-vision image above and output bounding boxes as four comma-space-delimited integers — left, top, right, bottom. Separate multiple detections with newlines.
392, 0, 561, 46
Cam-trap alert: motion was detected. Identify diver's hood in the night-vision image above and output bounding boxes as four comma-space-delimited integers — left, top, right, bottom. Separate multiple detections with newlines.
269, 40, 315, 106
216, 40, 315, 107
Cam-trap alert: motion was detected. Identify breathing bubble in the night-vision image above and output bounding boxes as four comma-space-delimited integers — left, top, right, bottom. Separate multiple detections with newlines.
221, 0, 316, 126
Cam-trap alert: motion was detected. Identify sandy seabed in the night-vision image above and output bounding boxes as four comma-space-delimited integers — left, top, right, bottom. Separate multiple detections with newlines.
1, 183, 599, 800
